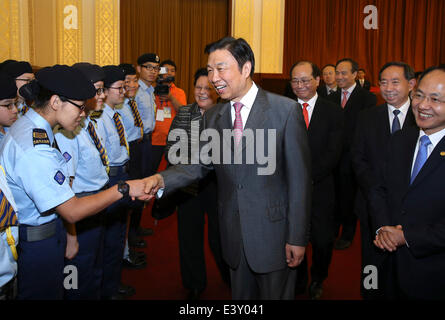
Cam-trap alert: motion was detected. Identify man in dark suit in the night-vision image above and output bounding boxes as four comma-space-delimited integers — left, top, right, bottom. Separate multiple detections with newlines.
371, 66, 445, 299
356, 68, 371, 91
328, 58, 377, 250
289, 61, 343, 299
352, 61, 417, 299
143, 37, 312, 299
317, 64, 338, 98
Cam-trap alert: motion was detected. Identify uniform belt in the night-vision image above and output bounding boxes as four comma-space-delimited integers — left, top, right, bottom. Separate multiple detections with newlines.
19, 219, 58, 242
108, 163, 129, 177
143, 132, 152, 141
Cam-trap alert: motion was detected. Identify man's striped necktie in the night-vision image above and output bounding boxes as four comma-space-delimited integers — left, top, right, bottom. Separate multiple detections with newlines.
129, 99, 144, 140
113, 112, 130, 156
0, 189, 17, 228
87, 120, 110, 173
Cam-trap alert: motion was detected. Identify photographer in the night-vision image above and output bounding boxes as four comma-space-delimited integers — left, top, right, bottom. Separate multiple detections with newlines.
151, 59, 187, 174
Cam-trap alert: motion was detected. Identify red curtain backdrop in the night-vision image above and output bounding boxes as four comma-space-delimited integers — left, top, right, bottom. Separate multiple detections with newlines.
282, 0, 445, 86
120, 0, 229, 103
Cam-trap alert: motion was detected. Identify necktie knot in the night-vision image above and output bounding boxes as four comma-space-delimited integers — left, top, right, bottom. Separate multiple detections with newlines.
303, 103, 309, 109
420, 135, 432, 147
234, 102, 243, 113
391, 109, 402, 134
393, 109, 401, 116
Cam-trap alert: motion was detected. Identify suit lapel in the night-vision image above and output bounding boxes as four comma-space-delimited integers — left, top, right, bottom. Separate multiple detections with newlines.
403, 104, 416, 128
344, 86, 359, 109
410, 135, 445, 188
242, 88, 269, 151
215, 102, 233, 153
396, 128, 420, 193
378, 104, 391, 138
308, 98, 322, 132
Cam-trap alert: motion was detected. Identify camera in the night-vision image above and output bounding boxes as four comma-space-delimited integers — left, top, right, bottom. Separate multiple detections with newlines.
154, 66, 175, 96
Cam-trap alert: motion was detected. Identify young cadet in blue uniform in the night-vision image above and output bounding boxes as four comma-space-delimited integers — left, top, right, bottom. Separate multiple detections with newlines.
136, 53, 159, 176
95, 65, 134, 299
54, 63, 109, 299
0, 73, 19, 143
116, 63, 147, 269
2, 61, 35, 116
0, 74, 19, 300
0, 65, 148, 300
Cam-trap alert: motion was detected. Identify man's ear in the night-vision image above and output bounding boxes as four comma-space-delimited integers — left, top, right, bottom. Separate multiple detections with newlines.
242, 61, 252, 79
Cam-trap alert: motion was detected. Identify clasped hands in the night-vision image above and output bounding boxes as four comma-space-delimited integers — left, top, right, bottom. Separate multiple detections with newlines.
373, 225, 406, 252
126, 174, 165, 201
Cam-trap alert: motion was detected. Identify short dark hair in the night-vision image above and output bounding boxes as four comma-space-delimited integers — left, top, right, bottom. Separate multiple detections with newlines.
289, 61, 321, 79
418, 65, 445, 84
193, 68, 208, 86
358, 68, 366, 73
160, 59, 177, 70
205, 37, 255, 77
378, 61, 415, 81
321, 64, 336, 72
336, 58, 359, 73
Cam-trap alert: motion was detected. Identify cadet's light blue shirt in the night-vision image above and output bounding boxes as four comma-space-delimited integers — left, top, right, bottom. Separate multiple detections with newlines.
54, 117, 109, 194
95, 104, 129, 166
0, 108, 74, 226
0, 166, 18, 287
117, 98, 142, 143
135, 80, 156, 134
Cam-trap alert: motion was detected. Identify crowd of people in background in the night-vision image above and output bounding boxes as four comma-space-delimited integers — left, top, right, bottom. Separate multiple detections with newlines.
0, 36, 444, 301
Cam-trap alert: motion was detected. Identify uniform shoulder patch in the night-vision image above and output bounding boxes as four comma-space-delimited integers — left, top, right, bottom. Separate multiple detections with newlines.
32, 129, 50, 146
63, 152, 72, 162
54, 171, 66, 185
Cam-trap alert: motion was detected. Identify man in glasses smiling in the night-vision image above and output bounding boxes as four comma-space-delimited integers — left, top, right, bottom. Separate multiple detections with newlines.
2, 61, 35, 117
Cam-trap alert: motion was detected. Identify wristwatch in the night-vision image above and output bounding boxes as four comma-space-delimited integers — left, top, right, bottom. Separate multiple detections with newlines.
117, 180, 130, 198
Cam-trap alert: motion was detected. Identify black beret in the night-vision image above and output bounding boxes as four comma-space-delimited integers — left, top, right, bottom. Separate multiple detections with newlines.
3, 61, 33, 78
0, 60, 17, 72
103, 65, 126, 87
72, 63, 105, 83
119, 63, 136, 76
0, 73, 17, 100
137, 53, 160, 66
36, 65, 96, 100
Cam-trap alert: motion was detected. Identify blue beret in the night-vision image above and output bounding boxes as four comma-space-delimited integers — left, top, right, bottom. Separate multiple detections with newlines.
103, 65, 126, 87
72, 63, 105, 83
137, 53, 160, 66
36, 65, 96, 100
0, 73, 17, 100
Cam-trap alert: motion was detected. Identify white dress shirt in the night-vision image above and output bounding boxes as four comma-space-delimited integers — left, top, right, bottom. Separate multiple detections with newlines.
230, 82, 258, 129
298, 93, 318, 124
411, 128, 445, 175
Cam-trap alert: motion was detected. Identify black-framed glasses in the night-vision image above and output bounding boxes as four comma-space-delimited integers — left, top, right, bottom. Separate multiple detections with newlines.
0, 99, 19, 110
60, 97, 86, 111
106, 86, 125, 93
140, 64, 160, 72
290, 78, 314, 86
96, 87, 105, 95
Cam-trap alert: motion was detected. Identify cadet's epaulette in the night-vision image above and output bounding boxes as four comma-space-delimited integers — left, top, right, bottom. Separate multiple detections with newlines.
90, 110, 103, 119
32, 128, 50, 146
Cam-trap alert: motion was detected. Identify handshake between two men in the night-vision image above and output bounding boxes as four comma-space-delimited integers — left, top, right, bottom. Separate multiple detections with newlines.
129, 174, 165, 202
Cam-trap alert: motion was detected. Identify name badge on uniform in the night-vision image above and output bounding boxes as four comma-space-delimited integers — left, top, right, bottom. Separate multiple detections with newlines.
32, 129, 50, 146
63, 152, 72, 162
156, 109, 164, 122
54, 171, 66, 185
163, 107, 172, 119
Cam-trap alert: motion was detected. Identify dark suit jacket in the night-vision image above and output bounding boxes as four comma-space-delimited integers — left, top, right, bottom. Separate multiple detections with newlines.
307, 97, 343, 207
368, 127, 445, 299
160, 87, 312, 274
328, 85, 377, 174
317, 85, 336, 99
356, 79, 371, 91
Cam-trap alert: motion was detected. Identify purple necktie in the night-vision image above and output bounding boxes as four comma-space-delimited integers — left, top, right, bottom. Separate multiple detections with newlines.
233, 102, 244, 145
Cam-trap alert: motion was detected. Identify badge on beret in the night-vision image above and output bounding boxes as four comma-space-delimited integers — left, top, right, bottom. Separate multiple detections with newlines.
54, 171, 66, 185
32, 129, 50, 146
155, 55, 160, 62
63, 152, 72, 162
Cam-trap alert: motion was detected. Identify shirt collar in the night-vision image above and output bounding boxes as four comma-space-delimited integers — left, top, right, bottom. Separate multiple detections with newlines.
25, 108, 55, 144
419, 128, 445, 149
103, 103, 117, 117
388, 98, 410, 115
342, 82, 357, 95
138, 80, 154, 93
298, 93, 318, 108
230, 82, 258, 110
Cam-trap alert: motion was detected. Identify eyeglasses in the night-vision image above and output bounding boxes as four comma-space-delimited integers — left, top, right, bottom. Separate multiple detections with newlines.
0, 100, 19, 110
412, 92, 445, 106
61, 97, 86, 111
290, 78, 314, 86
96, 87, 105, 95
140, 64, 160, 72
107, 86, 125, 93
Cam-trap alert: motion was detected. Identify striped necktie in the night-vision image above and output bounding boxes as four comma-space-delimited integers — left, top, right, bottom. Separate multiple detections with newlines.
87, 120, 110, 173
233, 102, 244, 145
21, 103, 30, 115
341, 91, 348, 108
129, 99, 144, 139
0, 189, 17, 228
113, 112, 130, 156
